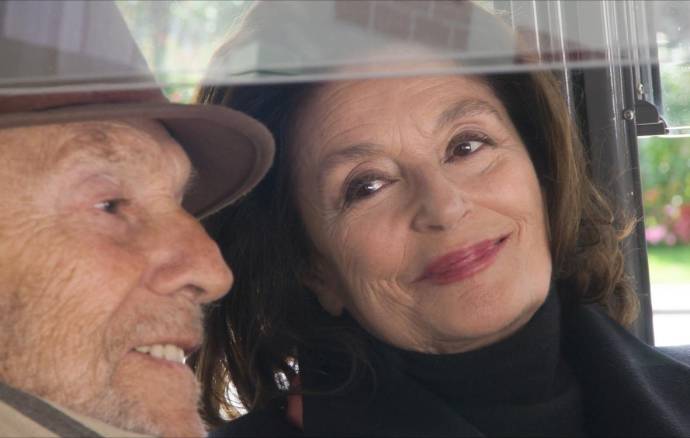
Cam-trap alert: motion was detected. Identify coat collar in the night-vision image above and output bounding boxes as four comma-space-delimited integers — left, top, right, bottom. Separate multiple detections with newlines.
302, 301, 690, 437
562, 302, 690, 436
303, 360, 482, 437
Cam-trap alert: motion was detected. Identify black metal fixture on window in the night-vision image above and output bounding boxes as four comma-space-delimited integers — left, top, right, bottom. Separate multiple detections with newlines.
632, 99, 668, 136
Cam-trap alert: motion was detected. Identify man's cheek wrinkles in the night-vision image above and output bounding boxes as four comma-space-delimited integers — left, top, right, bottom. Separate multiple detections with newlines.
0, 211, 50, 250
11, 225, 65, 272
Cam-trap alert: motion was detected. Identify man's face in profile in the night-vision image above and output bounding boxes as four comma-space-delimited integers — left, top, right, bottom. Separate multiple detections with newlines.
0, 119, 233, 436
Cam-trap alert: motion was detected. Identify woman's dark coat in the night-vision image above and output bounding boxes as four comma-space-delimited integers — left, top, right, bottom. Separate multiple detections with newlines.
212, 301, 690, 437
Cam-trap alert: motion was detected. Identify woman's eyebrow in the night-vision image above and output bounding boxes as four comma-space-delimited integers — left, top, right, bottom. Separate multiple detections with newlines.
315, 100, 501, 181
435, 99, 502, 132
318, 142, 383, 181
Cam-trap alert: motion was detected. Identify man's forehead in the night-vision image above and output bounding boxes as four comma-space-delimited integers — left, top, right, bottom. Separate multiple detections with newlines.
52, 119, 179, 162
48, 119, 192, 179
1, 118, 195, 191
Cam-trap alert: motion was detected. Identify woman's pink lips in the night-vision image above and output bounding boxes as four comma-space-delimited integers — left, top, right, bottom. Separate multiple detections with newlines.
417, 234, 510, 285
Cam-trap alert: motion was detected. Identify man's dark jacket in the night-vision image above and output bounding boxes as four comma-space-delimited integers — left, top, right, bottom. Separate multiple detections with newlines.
212, 302, 690, 437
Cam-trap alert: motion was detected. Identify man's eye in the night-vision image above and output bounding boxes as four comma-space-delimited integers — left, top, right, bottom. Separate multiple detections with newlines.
446, 132, 493, 160
94, 199, 125, 215
343, 176, 388, 207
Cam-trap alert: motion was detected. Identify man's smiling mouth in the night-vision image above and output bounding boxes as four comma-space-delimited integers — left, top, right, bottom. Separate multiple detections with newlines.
133, 344, 186, 365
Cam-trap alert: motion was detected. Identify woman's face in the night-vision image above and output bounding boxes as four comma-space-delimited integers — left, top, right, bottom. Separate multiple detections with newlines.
291, 75, 552, 354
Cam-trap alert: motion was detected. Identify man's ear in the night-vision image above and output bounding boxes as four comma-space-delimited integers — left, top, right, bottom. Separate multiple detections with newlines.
301, 258, 345, 317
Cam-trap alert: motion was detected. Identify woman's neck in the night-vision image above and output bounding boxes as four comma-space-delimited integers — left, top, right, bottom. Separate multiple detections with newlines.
375, 290, 567, 404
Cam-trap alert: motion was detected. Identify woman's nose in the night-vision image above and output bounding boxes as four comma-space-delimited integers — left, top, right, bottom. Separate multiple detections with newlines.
142, 209, 233, 303
411, 173, 470, 233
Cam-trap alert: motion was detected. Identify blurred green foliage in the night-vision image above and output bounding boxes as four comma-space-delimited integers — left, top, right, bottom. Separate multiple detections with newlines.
639, 135, 690, 244
660, 66, 690, 126
647, 245, 690, 283
639, 63, 690, 247
117, 0, 253, 103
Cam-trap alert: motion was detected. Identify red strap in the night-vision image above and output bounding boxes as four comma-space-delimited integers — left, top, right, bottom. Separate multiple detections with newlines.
285, 376, 304, 430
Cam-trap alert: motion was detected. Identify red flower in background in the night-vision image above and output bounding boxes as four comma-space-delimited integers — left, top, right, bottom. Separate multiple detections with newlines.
672, 204, 690, 244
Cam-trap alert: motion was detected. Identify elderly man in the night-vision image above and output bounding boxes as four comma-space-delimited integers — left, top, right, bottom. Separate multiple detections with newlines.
0, 4, 274, 436
0, 95, 273, 437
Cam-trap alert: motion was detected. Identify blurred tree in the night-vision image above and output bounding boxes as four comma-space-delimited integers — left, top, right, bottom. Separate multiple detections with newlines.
660, 67, 690, 127
116, 1, 252, 102
639, 135, 690, 245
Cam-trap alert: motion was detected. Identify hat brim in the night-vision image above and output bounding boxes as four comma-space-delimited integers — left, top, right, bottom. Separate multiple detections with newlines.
0, 102, 274, 218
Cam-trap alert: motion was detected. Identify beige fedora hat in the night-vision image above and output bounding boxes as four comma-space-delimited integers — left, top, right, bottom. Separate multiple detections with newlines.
0, 91, 274, 219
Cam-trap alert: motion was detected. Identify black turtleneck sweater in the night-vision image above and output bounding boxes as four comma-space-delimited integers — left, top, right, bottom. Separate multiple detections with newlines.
375, 291, 587, 436
215, 287, 690, 437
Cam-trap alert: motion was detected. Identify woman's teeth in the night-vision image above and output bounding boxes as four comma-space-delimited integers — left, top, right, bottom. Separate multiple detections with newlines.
134, 344, 185, 364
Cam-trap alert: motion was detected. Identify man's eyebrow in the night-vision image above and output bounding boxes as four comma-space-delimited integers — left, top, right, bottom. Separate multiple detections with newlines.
435, 99, 502, 132
318, 142, 383, 181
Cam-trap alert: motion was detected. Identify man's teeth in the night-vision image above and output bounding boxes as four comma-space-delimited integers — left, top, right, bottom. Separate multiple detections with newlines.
134, 344, 185, 364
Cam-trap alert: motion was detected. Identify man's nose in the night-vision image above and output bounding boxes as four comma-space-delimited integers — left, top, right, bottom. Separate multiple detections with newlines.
142, 209, 233, 303
411, 172, 471, 233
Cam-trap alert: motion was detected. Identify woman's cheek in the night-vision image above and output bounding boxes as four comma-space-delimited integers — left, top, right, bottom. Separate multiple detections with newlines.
334, 213, 409, 283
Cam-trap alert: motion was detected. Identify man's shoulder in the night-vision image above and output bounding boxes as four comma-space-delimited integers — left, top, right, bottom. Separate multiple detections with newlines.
210, 406, 302, 438
0, 381, 149, 438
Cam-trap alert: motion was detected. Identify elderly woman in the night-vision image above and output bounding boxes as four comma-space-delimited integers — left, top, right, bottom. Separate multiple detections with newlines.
193, 3, 690, 437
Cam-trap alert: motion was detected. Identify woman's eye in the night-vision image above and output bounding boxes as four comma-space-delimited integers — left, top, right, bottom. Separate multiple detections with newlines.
343, 177, 388, 206
94, 199, 125, 215
447, 133, 492, 160
452, 140, 483, 156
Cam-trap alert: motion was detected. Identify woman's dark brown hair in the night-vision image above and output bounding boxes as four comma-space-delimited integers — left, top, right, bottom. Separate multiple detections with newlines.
189, 68, 639, 426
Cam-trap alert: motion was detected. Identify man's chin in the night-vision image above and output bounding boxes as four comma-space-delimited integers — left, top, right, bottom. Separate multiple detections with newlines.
79, 362, 206, 437
155, 414, 206, 438
82, 388, 206, 437
117, 410, 206, 438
